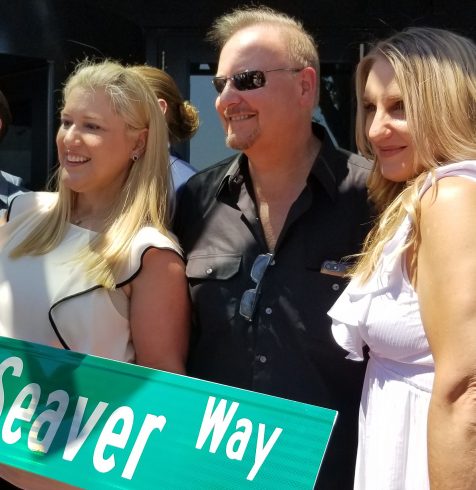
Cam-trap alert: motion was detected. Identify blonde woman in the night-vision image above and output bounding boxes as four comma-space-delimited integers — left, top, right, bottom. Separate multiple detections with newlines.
328, 28, 476, 489
0, 60, 190, 488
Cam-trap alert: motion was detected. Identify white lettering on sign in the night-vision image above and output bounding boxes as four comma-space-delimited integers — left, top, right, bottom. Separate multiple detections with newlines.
0, 356, 23, 415
29, 389, 69, 452
248, 423, 283, 481
63, 396, 109, 461
195, 396, 283, 481
226, 418, 252, 460
122, 413, 167, 479
3, 383, 40, 444
195, 396, 239, 452
94, 406, 135, 473
0, 355, 292, 485
0, 356, 167, 481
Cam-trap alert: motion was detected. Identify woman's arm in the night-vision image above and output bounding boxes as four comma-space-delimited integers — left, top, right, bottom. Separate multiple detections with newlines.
416, 176, 476, 490
129, 247, 190, 374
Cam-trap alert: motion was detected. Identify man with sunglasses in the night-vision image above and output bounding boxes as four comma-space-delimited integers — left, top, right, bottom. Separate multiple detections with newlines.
174, 6, 372, 488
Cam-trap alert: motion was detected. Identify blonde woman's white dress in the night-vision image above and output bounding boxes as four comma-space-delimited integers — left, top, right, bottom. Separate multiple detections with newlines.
0, 192, 181, 490
328, 160, 476, 490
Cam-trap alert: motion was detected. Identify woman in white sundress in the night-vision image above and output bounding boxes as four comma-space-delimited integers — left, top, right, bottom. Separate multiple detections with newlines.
328, 27, 476, 489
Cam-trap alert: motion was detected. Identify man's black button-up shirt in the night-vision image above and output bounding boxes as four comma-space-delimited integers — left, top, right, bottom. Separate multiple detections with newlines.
174, 123, 373, 489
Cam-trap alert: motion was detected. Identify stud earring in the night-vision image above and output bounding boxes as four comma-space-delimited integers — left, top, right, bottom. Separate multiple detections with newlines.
132, 154, 139, 162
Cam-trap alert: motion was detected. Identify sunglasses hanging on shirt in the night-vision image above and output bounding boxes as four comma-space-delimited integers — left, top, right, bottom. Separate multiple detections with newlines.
239, 252, 275, 321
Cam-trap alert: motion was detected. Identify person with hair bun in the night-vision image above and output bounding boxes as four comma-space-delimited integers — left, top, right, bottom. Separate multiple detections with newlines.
131, 65, 199, 196
0, 59, 190, 488
329, 27, 476, 489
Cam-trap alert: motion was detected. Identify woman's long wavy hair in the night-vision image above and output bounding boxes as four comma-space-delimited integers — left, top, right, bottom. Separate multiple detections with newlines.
10, 59, 173, 289
353, 27, 476, 284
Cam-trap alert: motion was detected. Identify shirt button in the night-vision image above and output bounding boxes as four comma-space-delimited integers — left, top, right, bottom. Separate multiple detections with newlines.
206, 268, 213, 275
332, 283, 340, 291
258, 355, 267, 363
265, 307, 273, 315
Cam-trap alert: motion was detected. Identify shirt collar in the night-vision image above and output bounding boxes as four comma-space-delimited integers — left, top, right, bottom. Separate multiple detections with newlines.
216, 122, 340, 202
308, 123, 339, 200
216, 153, 248, 203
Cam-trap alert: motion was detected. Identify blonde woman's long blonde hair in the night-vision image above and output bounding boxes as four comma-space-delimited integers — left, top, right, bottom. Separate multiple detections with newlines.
353, 27, 476, 283
10, 59, 173, 289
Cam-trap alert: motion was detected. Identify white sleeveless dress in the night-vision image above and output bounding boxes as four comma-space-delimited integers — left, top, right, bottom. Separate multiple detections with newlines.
328, 161, 476, 490
0, 192, 183, 489
0, 192, 181, 362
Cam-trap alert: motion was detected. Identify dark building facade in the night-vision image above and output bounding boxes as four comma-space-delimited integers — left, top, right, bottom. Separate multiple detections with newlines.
0, 0, 474, 188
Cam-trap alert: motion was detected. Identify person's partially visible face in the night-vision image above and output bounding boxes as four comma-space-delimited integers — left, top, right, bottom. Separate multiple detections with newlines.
214, 25, 304, 153
363, 57, 419, 182
56, 87, 139, 198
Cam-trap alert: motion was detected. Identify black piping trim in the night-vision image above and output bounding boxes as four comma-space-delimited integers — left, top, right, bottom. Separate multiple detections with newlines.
115, 245, 179, 288
48, 285, 103, 350
6, 194, 22, 222
48, 245, 180, 348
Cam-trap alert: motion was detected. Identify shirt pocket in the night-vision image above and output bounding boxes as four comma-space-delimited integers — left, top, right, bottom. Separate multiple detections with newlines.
186, 253, 242, 281
186, 253, 243, 326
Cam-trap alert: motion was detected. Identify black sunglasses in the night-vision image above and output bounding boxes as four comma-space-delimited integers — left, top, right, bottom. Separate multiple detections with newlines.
239, 253, 274, 321
212, 68, 304, 94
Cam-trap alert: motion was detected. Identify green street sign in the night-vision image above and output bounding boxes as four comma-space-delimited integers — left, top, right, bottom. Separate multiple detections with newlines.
0, 337, 337, 489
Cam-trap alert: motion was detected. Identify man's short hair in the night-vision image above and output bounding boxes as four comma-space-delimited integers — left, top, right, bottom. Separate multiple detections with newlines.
208, 6, 319, 104
0, 89, 12, 142
207, 6, 319, 76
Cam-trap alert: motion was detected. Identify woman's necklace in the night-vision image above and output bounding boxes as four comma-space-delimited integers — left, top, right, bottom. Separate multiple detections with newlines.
71, 209, 108, 230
